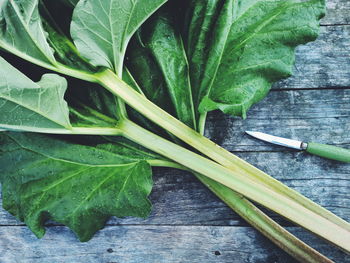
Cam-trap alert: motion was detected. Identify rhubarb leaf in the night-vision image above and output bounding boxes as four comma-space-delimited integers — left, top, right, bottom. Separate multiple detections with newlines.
183, 0, 223, 110
71, 0, 167, 73
125, 35, 176, 132
138, 11, 196, 129
0, 132, 154, 242
0, 57, 71, 131
126, 8, 197, 129
185, 0, 325, 118
0, 0, 56, 66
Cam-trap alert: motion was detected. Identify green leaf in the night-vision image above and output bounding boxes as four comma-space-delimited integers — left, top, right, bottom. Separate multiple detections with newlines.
185, 0, 325, 118
0, 57, 71, 131
126, 8, 197, 129
183, 0, 223, 110
0, 132, 154, 242
71, 0, 167, 73
126, 34, 174, 117
129, 10, 196, 129
0, 0, 56, 66
123, 68, 172, 138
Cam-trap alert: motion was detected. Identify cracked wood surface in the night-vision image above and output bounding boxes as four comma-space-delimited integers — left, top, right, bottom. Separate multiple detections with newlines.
0, 1, 349, 262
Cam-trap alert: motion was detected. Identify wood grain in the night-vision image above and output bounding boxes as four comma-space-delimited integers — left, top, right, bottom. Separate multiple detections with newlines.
274, 26, 350, 90
322, 0, 350, 25
0, 226, 348, 263
206, 89, 350, 151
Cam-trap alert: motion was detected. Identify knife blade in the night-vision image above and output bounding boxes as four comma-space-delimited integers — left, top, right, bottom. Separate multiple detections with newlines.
246, 131, 350, 163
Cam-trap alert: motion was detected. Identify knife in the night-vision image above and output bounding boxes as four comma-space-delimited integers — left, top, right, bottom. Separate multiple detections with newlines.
246, 131, 350, 163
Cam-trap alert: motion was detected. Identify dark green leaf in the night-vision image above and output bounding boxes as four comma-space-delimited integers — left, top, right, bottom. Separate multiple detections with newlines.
126, 8, 197, 129
67, 82, 120, 126
186, 0, 325, 118
183, 0, 223, 111
0, 132, 154, 241
126, 35, 173, 116
132, 11, 196, 129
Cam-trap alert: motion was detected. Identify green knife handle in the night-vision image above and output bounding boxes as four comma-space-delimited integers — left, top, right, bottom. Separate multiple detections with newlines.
306, 142, 350, 163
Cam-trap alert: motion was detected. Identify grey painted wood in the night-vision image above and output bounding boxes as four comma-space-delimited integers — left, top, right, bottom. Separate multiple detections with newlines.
322, 0, 350, 25
206, 88, 350, 151
274, 26, 350, 90
0, 226, 348, 263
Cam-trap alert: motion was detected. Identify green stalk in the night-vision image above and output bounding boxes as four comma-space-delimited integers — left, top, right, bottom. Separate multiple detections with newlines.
65, 106, 335, 261
97, 69, 350, 235
198, 112, 208, 135
117, 118, 350, 251
195, 175, 333, 263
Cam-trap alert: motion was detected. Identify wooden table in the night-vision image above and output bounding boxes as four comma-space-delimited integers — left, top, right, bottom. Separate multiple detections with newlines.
0, 1, 349, 262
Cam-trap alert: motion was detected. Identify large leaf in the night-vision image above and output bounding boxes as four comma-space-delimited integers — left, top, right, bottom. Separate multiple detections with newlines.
0, 132, 155, 242
0, 0, 56, 66
0, 57, 71, 131
185, 0, 325, 118
71, 0, 167, 73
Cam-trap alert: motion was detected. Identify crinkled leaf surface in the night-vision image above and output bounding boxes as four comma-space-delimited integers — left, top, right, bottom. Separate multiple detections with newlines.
0, 0, 56, 66
0, 57, 71, 131
185, 0, 325, 118
0, 132, 154, 242
71, 0, 167, 73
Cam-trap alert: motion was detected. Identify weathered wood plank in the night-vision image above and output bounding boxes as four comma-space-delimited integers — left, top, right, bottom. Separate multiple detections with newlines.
0, 226, 348, 263
322, 0, 350, 25
206, 88, 350, 152
274, 26, 350, 90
